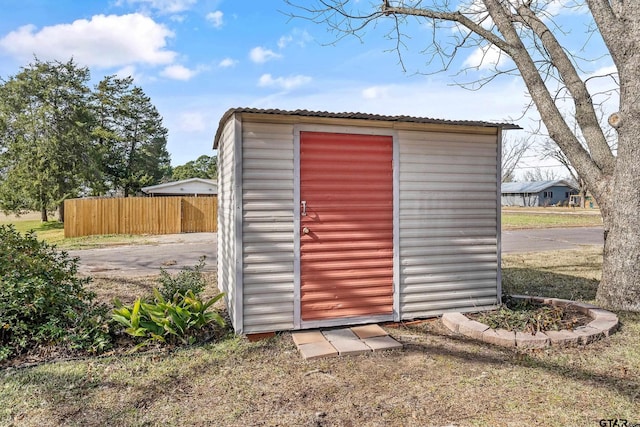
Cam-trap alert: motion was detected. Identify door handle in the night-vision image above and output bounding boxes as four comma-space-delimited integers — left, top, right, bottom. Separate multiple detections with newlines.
301, 200, 307, 216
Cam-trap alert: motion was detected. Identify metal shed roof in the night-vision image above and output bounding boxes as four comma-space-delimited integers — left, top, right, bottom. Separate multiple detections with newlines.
501, 180, 577, 194
213, 107, 521, 148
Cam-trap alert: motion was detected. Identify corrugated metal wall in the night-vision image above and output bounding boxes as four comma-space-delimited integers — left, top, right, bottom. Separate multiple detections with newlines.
217, 118, 237, 330
218, 114, 502, 334
300, 132, 394, 321
241, 122, 295, 333
398, 130, 499, 318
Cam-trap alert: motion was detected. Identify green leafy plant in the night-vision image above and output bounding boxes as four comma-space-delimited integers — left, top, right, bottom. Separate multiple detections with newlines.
0, 225, 112, 361
157, 256, 207, 300
113, 289, 225, 348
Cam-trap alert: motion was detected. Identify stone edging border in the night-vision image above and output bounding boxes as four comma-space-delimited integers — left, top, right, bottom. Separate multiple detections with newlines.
441, 295, 619, 349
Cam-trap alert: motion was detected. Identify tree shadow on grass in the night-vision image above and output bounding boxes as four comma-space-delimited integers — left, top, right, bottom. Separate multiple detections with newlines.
502, 268, 599, 301
400, 314, 640, 403
39, 221, 64, 231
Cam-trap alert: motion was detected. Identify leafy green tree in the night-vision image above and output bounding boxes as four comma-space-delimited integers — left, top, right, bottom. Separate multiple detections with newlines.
0, 58, 94, 222
171, 155, 217, 181
92, 76, 171, 197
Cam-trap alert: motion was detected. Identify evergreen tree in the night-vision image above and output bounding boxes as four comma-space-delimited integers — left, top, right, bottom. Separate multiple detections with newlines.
92, 76, 171, 196
0, 58, 93, 222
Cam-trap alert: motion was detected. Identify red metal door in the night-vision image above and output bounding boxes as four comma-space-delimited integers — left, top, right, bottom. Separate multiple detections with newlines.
300, 132, 393, 321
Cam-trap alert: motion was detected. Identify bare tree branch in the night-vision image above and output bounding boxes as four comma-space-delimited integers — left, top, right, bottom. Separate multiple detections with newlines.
502, 136, 532, 182
514, 4, 615, 174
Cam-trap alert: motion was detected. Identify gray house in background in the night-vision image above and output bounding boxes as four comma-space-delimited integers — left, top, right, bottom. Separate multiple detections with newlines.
501, 180, 578, 207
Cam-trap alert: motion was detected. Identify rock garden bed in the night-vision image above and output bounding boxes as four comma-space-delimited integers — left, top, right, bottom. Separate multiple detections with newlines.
442, 295, 619, 349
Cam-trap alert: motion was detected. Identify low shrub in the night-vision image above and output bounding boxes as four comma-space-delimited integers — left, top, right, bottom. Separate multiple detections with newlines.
112, 290, 225, 348
157, 256, 207, 300
0, 225, 112, 361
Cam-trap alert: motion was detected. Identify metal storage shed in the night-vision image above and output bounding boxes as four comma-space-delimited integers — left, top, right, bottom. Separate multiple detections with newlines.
213, 108, 519, 334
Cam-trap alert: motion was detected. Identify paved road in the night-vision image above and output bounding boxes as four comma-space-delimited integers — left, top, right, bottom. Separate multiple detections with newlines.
68, 227, 604, 277
502, 226, 603, 253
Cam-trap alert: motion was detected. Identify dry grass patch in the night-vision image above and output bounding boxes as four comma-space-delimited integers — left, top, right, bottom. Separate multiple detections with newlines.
502, 211, 603, 230
1, 316, 638, 426
87, 272, 219, 306
1, 247, 639, 426
502, 247, 602, 301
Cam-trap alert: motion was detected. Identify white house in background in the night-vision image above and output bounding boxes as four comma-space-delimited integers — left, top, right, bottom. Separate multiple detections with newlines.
142, 178, 217, 197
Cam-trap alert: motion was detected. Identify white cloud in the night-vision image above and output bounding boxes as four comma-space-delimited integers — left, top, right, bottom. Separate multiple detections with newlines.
463, 44, 509, 70
161, 64, 198, 80
177, 112, 207, 132
0, 14, 176, 68
206, 11, 224, 28
278, 35, 293, 49
362, 86, 391, 100
458, 0, 493, 29
114, 65, 138, 80
278, 29, 313, 49
116, 0, 197, 13
218, 57, 238, 68
249, 46, 282, 64
258, 74, 312, 90
543, 0, 588, 16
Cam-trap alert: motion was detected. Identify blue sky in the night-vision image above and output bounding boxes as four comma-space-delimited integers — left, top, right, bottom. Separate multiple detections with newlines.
0, 0, 616, 175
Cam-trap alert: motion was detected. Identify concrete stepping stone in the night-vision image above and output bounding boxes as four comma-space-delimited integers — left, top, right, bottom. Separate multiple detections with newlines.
292, 324, 403, 359
330, 337, 372, 356
322, 328, 359, 342
351, 324, 388, 339
292, 331, 325, 346
297, 340, 339, 360
363, 335, 403, 352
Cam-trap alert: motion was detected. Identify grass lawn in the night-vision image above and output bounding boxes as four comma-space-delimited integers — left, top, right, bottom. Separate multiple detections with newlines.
0, 213, 158, 250
1, 246, 639, 426
501, 208, 603, 230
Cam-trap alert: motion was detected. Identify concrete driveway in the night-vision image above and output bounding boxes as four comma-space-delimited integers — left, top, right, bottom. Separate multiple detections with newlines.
67, 233, 216, 277
67, 227, 604, 277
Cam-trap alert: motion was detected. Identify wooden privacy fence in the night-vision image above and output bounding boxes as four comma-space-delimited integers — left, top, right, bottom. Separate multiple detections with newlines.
64, 197, 217, 238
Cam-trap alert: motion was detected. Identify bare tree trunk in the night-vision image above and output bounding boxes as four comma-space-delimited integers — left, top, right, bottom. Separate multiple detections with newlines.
596, 57, 640, 311
58, 202, 65, 223
39, 191, 48, 222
